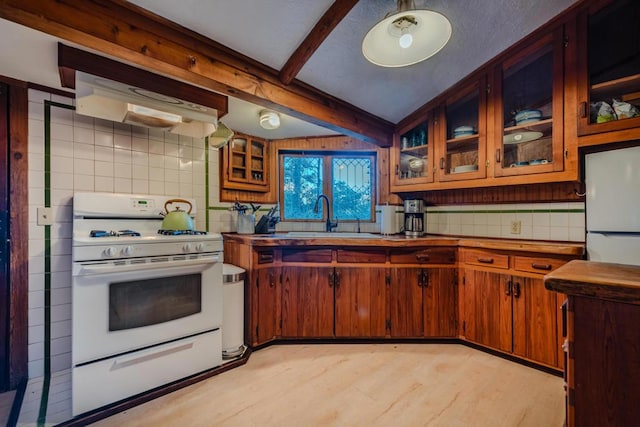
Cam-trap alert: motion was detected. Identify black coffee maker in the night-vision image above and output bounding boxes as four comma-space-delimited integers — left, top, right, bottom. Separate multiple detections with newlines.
404, 199, 425, 236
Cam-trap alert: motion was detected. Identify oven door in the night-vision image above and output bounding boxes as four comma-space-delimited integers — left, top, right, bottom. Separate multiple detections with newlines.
72, 253, 222, 365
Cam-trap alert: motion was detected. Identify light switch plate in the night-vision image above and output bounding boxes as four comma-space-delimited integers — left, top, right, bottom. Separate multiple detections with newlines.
37, 207, 53, 226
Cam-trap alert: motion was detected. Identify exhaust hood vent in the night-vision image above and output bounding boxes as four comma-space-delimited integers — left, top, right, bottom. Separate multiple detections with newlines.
75, 71, 218, 139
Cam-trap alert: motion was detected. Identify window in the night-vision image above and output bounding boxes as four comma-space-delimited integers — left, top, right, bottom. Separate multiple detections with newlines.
280, 152, 375, 222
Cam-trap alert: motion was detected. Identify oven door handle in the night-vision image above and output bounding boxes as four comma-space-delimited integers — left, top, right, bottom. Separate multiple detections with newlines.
79, 256, 220, 274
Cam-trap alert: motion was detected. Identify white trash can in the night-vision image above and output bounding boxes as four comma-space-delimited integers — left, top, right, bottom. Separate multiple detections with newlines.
222, 263, 246, 359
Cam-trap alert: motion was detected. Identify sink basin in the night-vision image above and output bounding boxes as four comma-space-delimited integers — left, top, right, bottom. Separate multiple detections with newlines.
285, 232, 381, 239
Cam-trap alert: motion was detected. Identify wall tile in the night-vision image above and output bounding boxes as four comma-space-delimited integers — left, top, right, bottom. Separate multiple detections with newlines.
132, 179, 149, 194
73, 174, 94, 191
114, 132, 132, 149
114, 178, 132, 193
73, 126, 94, 145
94, 130, 114, 147
114, 163, 132, 179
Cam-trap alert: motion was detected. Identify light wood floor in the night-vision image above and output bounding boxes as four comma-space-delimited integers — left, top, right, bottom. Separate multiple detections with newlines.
92, 344, 564, 427
0, 389, 16, 426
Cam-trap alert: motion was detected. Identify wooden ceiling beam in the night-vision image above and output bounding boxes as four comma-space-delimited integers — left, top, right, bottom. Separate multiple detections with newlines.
279, 0, 359, 85
0, 0, 393, 146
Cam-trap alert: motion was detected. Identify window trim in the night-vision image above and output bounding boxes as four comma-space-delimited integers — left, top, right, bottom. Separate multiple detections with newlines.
278, 151, 376, 223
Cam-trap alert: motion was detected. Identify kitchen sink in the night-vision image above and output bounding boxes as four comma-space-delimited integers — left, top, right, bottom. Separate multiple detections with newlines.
284, 232, 381, 238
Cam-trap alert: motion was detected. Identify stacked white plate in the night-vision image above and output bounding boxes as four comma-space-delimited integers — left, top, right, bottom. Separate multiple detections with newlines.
514, 109, 542, 125
453, 125, 475, 138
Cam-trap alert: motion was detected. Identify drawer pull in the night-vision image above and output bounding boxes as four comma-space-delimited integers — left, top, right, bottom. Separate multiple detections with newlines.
258, 252, 274, 263
531, 263, 552, 271
477, 257, 494, 264
415, 254, 430, 262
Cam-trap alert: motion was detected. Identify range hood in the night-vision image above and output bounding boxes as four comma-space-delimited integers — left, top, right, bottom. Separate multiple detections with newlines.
75, 71, 219, 139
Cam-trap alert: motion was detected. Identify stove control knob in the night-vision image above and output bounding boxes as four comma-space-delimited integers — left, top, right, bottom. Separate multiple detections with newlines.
183, 243, 192, 253
104, 247, 118, 258
122, 246, 135, 257
194, 243, 205, 252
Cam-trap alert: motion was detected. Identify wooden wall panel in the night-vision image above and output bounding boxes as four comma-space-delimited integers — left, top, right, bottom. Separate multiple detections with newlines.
422, 181, 583, 205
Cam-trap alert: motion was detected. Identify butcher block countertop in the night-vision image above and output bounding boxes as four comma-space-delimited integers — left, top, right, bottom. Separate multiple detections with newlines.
223, 233, 585, 256
544, 260, 640, 304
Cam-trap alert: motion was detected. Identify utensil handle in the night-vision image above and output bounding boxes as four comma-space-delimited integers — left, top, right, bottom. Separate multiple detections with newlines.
164, 198, 193, 214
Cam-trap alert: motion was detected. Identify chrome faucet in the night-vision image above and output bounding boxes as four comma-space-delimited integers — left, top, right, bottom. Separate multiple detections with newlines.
313, 194, 338, 232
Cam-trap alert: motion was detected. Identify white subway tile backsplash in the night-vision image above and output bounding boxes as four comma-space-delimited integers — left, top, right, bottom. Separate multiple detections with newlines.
73, 126, 94, 145
132, 166, 149, 180
28, 89, 51, 104
114, 163, 132, 179
149, 180, 165, 195
94, 130, 114, 147
165, 181, 179, 196
51, 287, 71, 306
132, 179, 149, 194
73, 174, 94, 191
94, 176, 114, 193
50, 320, 72, 341
50, 304, 71, 323
51, 271, 72, 290
550, 227, 569, 241
94, 161, 114, 177
532, 213, 550, 227
29, 119, 45, 139
28, 101, 45, 121
29, 273, 44, 292
29, 325, 45, 345
73, 142, 94, 160
569, 227, 585, 242
28, 342, 44, 363
94, 118, 114, 133
51, 173, 74, 190
73, 158, 94, 175
50, 156, 74, 173
50, 107, 73, 125
114, 178, 132, 193
29, 136, 44, 155
73, 113, 94, 129
164, 143, 179, 158
114, 132, 132, 150
132, 137, 149, 152
132, 151, 149, 166
114, 148, 132, 164
51, 139, 75, 158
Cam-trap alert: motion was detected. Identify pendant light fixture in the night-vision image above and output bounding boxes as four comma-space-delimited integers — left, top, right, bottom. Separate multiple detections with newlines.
362, 0, 451, 67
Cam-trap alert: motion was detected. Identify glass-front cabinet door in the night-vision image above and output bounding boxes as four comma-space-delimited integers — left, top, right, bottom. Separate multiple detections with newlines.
223, 133, 269, 192
577, 0, 640, 136
494, 30, 564, 176
391, 113, 434, 187
437, 78, 487, 182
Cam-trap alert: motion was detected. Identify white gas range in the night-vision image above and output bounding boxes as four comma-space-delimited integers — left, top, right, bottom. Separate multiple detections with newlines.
71, 192, 223, 416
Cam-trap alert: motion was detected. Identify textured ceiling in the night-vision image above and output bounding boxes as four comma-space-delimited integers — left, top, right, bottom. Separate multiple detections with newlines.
129, 0, 579, 125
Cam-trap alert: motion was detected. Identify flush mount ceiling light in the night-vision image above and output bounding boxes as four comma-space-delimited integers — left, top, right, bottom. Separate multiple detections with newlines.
362, 0, 452, 68
259, 109, 281, 130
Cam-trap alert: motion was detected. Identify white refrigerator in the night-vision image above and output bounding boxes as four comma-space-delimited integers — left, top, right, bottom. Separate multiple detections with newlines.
585, 145, 640, 266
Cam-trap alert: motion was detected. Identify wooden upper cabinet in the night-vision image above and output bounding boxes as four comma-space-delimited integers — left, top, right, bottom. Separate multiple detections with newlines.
492, 28, 566, 177
577, 0, 640, 137
390, 112, 435, 189
222, 133, 269, 192
436, 77, 488, 182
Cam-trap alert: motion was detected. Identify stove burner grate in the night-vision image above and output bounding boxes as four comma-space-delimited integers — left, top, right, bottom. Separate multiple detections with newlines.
157, 229, 208, 236
90, 229, 141, 237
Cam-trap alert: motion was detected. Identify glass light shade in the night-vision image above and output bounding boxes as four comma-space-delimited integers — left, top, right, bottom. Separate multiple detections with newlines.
362, 9, 452, 67
259, 110, 280, 130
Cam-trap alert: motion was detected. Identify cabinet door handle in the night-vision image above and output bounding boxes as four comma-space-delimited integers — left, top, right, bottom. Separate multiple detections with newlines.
439, 157, 445, 170
395, 164, 399, 176
531, 263, 552, 271
335, 271, 340, 289
495, 148, 501, 164
269, 272, 275, 288
505, 280, 512, 296
513, 282, 521, 298
328, 272, 334, 288
561, 299, 568, 338
417, 271, 423, 287
422, 271, 429, 288
477, 257, 494, 264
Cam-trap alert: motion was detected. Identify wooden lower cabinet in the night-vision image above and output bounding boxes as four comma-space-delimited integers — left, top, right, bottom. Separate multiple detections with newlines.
461, 264, 561, 367
281, 266, 334, 338
513, 275, 559, 367
334, 267, 387, 338
460, 270, 511, 352
390, 267, 458, 338
255, 267, 279, 345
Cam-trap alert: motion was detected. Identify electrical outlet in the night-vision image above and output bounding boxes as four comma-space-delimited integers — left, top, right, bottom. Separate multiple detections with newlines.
510, 220, 521, 234
37, 207, 53, 226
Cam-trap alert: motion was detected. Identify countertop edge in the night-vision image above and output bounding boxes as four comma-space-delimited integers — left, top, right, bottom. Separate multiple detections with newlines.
222, 233, 585, 256
544, 260, 640, 304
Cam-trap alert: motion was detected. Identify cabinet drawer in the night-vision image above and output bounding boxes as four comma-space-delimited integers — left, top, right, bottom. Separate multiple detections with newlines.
513, 256, 566, 274
389, 248, 456, 264
282, 248, 332, 263
256, 250, 275, 264
337, 249, 386, 263
463, 249, 509, 269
